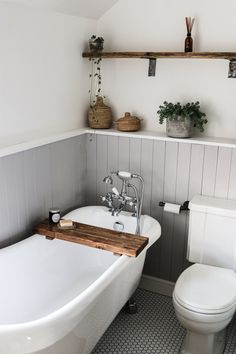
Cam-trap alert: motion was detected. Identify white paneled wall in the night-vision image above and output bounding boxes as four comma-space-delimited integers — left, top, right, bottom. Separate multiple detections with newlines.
86, 133, 236, 281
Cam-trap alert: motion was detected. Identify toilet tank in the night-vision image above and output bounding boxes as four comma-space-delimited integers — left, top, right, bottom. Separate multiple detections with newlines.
188, 195, 236, 270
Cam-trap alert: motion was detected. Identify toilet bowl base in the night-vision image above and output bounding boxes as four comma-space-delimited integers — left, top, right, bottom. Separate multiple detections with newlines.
180, 329, 226, 354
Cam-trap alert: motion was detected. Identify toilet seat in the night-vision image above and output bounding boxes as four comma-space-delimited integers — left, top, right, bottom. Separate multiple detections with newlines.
174, 264, 236, 315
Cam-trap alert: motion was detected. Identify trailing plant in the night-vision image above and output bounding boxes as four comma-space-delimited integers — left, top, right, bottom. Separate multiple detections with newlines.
157, 101, 207, 132
89, 57, 104, 106
88, 35, 105, 106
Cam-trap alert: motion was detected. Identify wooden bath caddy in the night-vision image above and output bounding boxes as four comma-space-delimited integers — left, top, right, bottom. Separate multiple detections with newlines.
34, 220, 148, 257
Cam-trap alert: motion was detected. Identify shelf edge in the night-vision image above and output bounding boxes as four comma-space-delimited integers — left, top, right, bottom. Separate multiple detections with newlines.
82, 51, 236, 59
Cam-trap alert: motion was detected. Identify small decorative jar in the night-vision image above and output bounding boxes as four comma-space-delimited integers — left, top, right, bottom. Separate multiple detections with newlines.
115, 112, 142, 132
88, 96, 113, 129
49, 208, 60, 224
185, 33, 193, 52
184, 17, 194, 52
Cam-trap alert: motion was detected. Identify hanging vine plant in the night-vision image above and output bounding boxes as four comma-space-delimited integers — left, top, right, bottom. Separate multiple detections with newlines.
88, 35, 105, 106
87, 35, 113, 129
89, 57, 104, 106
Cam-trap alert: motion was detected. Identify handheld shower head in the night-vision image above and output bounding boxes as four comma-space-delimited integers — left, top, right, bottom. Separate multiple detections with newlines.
117, 171, 132, 180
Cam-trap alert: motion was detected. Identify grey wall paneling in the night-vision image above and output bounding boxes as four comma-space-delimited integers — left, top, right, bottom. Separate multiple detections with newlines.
140, 139, 153, 216
188, 144, 205, 199
86, 133, 97, 205
0, 158, 12, 247
4, 153, 28, 245
0, 135, 86, 247
214, 147, 232, 198
140, 139, 154, 275
144, 140, 165, 277
51, 139, 77, 213
108, 136, 119, 173
228, 148, 236, 199
107, 136, 119, 195
150, 141, 166, 222
159, 142, 178, 280
74, 134, 87, 207
118, 137, 130, 171
129, 138, 141, 196
117, 136, 130, 192
23, 145, 52, 237
182, 144, 205, 270
171, 143, 191, 282
2, 133, 236, 283
201, 146, 218, 197
50, 136, 87, 214
91, 135, 236, 282
129, 138, 141, 175
0, 153, 27, 247
96, 135, 108, 204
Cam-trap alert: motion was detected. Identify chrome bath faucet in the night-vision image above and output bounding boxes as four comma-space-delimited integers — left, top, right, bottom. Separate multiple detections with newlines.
101, 171, 144, 234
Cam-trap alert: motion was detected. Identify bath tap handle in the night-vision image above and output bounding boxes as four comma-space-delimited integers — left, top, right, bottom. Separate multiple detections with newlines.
100, 193, 114, 208
112, 187, 120, 196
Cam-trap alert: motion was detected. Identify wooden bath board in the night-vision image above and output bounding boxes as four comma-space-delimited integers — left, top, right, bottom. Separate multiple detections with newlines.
34, 220, 149, 257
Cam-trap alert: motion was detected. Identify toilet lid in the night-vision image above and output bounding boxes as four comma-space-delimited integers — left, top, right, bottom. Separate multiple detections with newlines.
174, 264, 236, 314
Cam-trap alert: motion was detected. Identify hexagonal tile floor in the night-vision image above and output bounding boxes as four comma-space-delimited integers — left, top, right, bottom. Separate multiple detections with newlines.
92, 288, 236, 354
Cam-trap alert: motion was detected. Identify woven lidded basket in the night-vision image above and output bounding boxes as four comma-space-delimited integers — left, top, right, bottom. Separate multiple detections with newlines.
88, 97, 112, 129
115, 112, 141, 132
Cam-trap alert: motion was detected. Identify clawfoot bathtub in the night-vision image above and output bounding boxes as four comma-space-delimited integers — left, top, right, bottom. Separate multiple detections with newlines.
0, 206, 161, 354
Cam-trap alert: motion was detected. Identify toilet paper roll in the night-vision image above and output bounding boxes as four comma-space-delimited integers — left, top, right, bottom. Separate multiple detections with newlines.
163, 203, 181, 214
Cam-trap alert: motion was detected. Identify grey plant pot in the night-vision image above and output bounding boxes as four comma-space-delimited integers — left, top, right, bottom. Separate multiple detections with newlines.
166, 117, 193, 138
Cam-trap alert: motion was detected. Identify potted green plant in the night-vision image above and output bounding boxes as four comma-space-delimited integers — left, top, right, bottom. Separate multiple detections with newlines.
157, 101, 207, 138
89, 35, 104, 53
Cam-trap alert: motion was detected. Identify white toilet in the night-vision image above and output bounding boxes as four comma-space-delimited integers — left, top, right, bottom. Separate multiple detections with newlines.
173, 195, 236, 354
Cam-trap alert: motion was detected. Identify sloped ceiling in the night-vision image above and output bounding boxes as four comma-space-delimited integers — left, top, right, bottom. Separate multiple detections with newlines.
1, 0, 119, 19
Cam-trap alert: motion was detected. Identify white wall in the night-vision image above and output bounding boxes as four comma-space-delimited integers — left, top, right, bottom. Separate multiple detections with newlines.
97, 0, 236, 139
2, 0, 119, 19
0, 2, 96, 146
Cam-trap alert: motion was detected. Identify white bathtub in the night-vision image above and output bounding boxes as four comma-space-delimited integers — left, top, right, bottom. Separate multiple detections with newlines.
0, 206, 161, 354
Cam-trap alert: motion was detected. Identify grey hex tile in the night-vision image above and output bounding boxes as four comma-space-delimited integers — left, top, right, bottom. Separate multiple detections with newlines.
92, 288, 236, 354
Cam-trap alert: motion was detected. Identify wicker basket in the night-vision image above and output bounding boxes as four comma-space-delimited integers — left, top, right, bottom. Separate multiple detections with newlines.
115, 112, 141, 132
88, 97, 112, 129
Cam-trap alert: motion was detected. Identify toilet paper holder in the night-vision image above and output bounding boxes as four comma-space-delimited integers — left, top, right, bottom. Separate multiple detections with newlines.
159, 200, 189, 212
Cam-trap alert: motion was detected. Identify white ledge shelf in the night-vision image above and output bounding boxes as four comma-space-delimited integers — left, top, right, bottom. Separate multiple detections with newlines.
0, 129, 86, 158
0, 128, 236, 158
86, 128, 236, 149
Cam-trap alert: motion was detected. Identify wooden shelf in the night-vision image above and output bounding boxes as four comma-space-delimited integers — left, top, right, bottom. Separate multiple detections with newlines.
82, 51, 236, 60
35, 219, 149, 257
